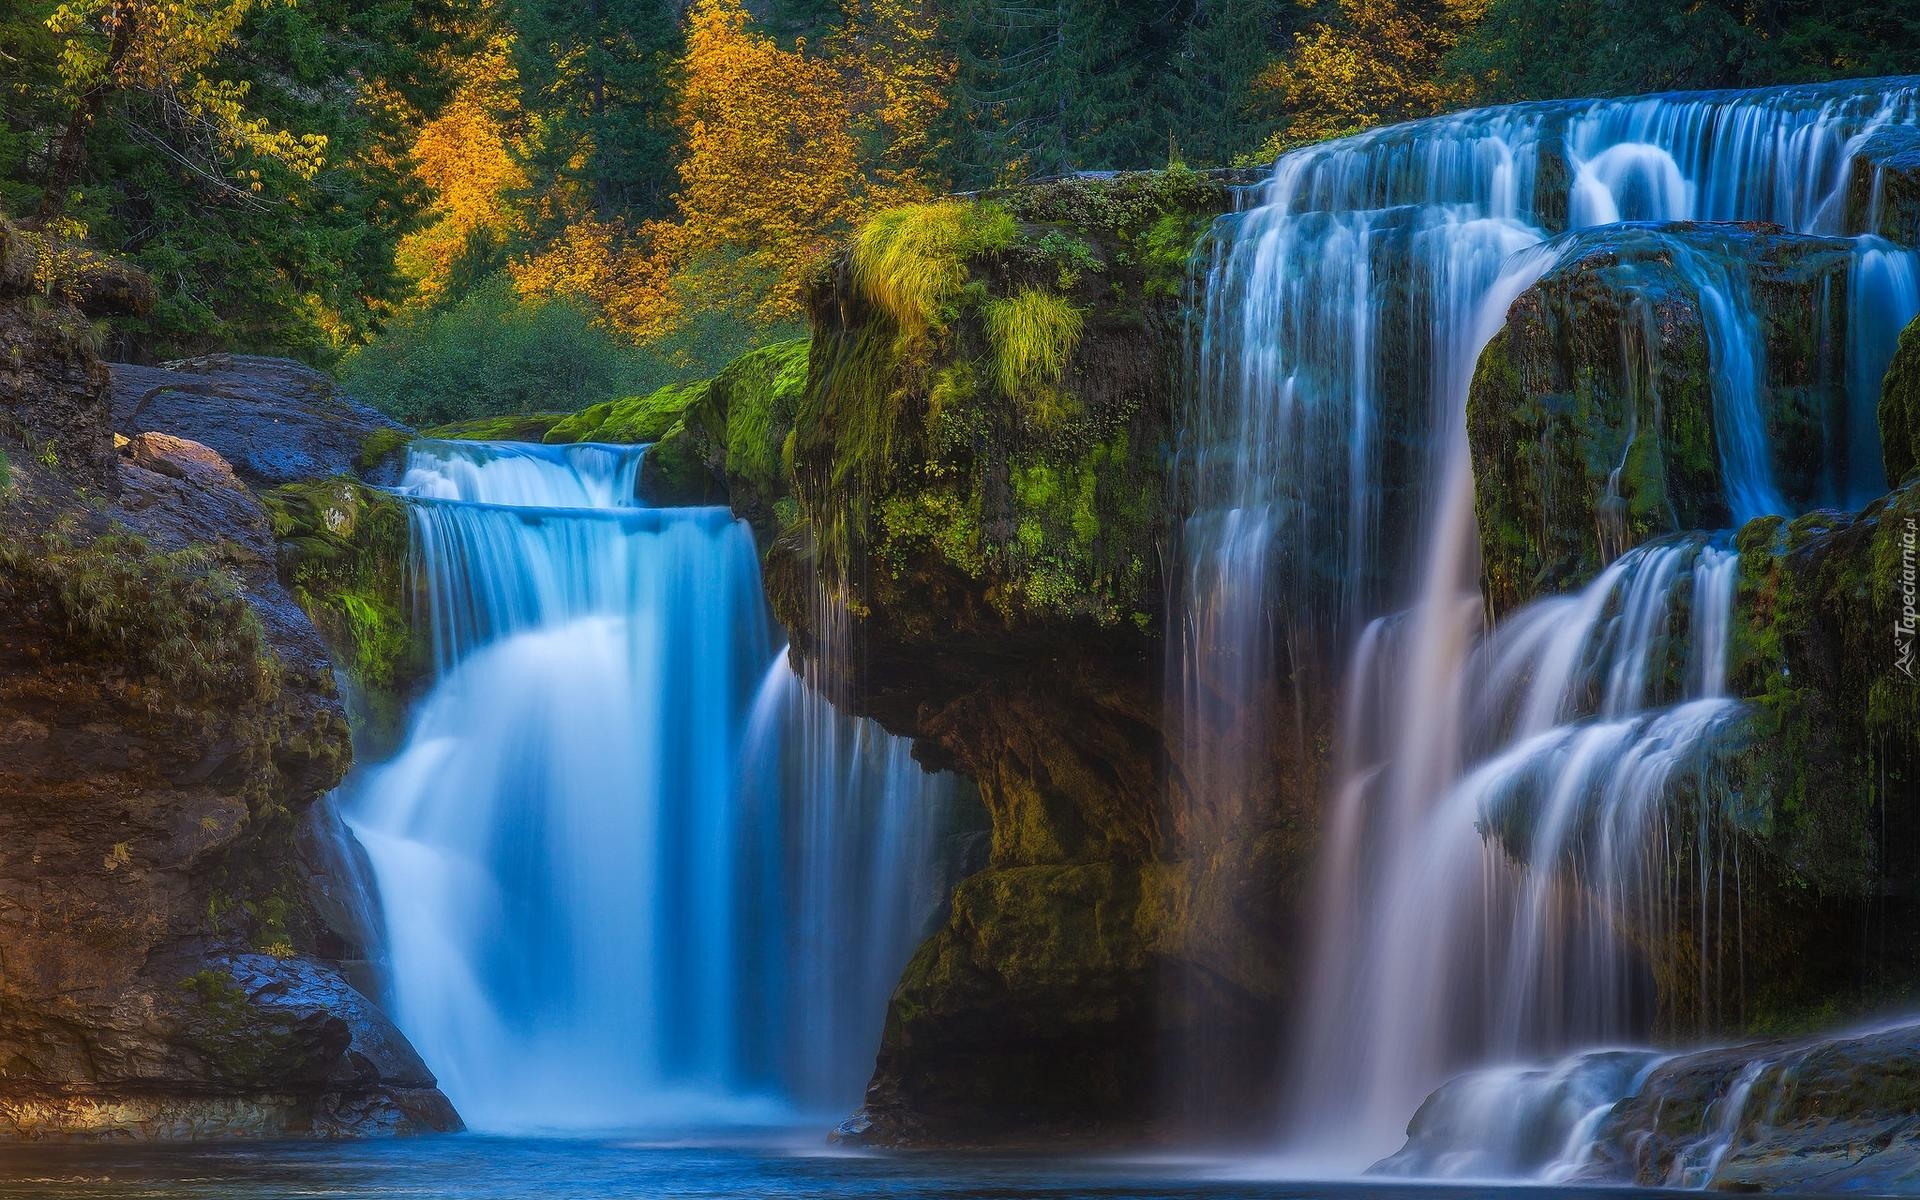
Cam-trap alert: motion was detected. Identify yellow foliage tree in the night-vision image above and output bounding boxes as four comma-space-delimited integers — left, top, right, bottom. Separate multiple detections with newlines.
1247, 0, 1485, 160
669, 0, 864, 318
395, 31, 528, 303
513, 0, 954, 341
40, 0, 328, 218
830, 0, 954, 205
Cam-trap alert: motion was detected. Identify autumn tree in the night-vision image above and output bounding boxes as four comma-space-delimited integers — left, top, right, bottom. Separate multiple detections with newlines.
36, 0, 327, 220
395, 27, 527, 304
1247, 0, 1485, 158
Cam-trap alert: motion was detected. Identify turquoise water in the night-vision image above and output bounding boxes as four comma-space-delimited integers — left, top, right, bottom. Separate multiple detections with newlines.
0, 1137, 1695, 1200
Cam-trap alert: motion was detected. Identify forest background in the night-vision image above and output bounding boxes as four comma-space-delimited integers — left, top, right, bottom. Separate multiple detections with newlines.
6, 0, 1914, 424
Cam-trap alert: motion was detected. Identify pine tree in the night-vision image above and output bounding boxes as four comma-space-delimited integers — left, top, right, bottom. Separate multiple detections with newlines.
511, 0, 682, 224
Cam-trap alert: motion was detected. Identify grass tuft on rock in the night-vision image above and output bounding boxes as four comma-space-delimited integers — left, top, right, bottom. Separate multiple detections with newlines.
851, 201, 1018, 342
984, 289, 1084, 428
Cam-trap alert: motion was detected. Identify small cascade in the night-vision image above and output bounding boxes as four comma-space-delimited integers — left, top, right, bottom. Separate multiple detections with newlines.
1176, 76, 1920, 1165
1373, 1049, 1668, 1181
1663, 1057, 1773, 1189
1293, 537, 1744, 1153
348, 440, 958, 1131
1849, 238, 1920, 503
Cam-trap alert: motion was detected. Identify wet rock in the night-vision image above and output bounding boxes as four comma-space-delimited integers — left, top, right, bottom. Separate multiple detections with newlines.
1578, 1020, 1920, 1191
1847, 125, 1920, 246
108, 356, 407, 489
1469, 222, 1858, 615
124, 431, 244, 490
1882, 314, 1920, 485
765, 172, 1319, 1145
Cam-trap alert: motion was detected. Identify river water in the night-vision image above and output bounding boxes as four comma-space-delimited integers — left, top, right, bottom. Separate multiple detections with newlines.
0, 1138, 1702, 1200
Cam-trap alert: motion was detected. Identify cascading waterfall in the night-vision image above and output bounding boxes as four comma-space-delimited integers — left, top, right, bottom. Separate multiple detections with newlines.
1176, 76, 1920, 1167
347, 440, 958, 1131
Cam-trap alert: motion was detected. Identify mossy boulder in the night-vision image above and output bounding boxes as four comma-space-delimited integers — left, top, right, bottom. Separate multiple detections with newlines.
639, 338, 811, 524
1881, 314, 1920, 486
542, 379, 708, 446
781, 171, 1235, 656
263, 477, 430, 756
419, 412, 568, 443
759, 172, 1327, 1145
1469, 223, 1857, 615
1847, 125, 1920, 247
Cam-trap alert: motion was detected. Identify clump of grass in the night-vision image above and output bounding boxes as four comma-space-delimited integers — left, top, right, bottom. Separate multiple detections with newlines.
983, 289, 1084, 427
851, 201, 1018, 341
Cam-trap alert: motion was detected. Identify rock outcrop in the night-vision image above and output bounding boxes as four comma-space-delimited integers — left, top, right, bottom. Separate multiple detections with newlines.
670, 171, 1328, 1145
1849, 125, 1920, 247
1469, 222, 1862, 616
1470, 276, 1920, 1041
1578, 1018, 1920, 1191
109, 356, 409, 489
0, 225, 455, 1139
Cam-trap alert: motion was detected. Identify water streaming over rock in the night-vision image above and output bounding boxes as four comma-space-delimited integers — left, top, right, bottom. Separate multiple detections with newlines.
347, 440, 958, 1131
1176, 76, 1920, 1167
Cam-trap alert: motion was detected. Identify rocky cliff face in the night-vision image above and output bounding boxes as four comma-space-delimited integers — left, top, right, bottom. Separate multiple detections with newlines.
0, 227, 454, 1139
1469, 222, 1862, 616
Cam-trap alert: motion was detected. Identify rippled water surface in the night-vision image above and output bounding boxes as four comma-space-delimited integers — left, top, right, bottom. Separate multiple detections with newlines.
0, 1136, 1721, 1200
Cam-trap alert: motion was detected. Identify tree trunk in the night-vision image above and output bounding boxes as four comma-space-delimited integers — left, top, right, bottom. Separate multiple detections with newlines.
36, 2, 139, 223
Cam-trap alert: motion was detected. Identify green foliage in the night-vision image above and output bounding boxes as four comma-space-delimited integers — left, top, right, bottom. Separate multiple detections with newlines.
6, 0, 456, 359
943, 0, 1290, 183
339, 276, 650, 427
852, 201, 1018, 341
1453, 0, 1920, 100
511, 0, 684, 224
983, 289, 1084, 427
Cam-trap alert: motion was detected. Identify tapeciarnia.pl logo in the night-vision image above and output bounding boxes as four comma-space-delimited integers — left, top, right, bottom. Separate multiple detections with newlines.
1899, 515, 1918, 680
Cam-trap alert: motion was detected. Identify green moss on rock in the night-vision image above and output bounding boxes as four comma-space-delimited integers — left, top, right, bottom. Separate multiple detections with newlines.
420, 412, 569, 442
263, 477, 427, 753
1469, 224, 1854, 614
1881, 315, 1920, 487
544, 380, 709, 445
783, 173, 1226, 645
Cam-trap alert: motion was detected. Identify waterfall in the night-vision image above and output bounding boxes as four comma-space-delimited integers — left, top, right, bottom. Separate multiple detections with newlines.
347, 440, 960, 1132
1176, 76, 1920, 1165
